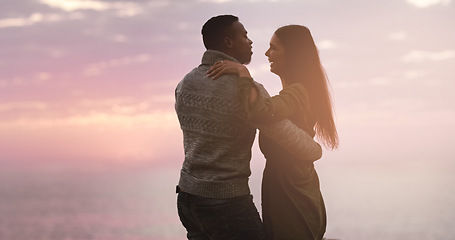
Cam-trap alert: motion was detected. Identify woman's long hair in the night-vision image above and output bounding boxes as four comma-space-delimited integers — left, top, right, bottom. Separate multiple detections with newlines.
275, 25, 339, 149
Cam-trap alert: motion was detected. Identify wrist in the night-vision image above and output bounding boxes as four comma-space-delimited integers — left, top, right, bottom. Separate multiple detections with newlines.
238, 66, 251, 78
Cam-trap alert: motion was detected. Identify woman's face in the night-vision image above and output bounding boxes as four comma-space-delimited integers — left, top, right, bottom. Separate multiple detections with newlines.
265, 33, 287, 76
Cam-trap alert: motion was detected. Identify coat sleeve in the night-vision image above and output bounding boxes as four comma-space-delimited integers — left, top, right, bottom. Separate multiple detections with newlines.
238, 77, 309, 124
247, 82, 322, 162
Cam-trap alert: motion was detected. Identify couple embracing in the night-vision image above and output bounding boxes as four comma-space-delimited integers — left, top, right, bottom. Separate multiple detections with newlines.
175, 15, 338, 240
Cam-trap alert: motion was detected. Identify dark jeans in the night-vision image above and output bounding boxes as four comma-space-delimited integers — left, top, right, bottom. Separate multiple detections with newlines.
177, 188, 265, 240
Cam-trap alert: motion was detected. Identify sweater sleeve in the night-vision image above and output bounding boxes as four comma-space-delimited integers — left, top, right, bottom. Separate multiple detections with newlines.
238, 77, 308, 124
249, 82, 322, 162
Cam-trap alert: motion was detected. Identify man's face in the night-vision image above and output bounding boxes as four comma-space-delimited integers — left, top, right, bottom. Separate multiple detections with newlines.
228, 21, 253, 64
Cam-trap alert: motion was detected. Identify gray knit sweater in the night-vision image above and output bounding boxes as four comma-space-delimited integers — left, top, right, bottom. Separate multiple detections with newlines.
175, 50, 321, 198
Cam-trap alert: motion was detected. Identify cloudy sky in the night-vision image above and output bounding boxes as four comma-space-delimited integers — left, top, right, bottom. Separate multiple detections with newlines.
1, 0, 454, 168
1, 0, 455, 238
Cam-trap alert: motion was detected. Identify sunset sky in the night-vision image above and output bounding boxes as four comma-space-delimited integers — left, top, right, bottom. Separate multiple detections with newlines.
1, 0, 454, 169
1, 1, 455, 239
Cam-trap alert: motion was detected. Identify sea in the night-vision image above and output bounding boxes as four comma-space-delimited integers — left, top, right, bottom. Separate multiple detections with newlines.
1, 155, 454, 240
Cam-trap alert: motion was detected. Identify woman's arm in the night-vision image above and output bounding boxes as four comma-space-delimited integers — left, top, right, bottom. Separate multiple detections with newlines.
208, 61, 320, 160
207, 60, 258, 102
207, 60, 308, 124
239, 78, 308, 124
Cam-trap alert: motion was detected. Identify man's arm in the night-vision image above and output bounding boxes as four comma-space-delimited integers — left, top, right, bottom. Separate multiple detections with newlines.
252, 83, 322, 162
258, 119, 322, 161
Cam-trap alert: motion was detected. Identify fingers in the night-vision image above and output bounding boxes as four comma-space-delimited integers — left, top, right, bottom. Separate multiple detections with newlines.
207, 60, 225, 79
207, 66, 224, 79
207, 61, 222, 73
207, 60, 240, 79
212, 69, 226, 79
212, 60, 224, 69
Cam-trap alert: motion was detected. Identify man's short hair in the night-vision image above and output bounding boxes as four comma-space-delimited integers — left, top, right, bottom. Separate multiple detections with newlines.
201, 15, 239, 50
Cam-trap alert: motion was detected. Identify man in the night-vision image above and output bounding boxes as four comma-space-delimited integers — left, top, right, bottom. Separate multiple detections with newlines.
175, 15, 321, 240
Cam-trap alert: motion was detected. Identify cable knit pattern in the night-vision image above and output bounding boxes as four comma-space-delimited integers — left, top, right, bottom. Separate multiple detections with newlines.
178, 114, 240, 138
175, 50, 255, 198
176, 91, 244, 138
177, 92, 242, 114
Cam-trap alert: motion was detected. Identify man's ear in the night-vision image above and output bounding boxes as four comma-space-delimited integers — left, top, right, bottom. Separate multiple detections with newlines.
224, 37, 233, 49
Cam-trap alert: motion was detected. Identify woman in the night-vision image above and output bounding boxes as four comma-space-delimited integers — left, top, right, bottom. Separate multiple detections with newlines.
208, 25, 338, 240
